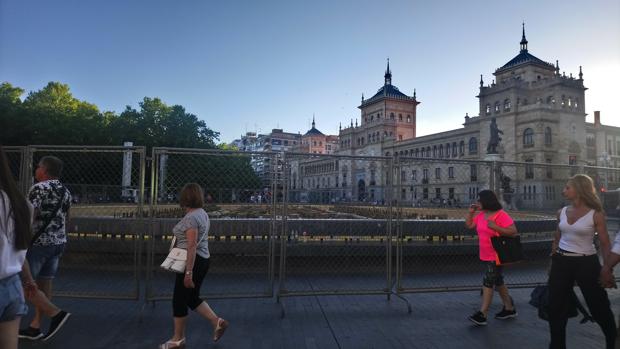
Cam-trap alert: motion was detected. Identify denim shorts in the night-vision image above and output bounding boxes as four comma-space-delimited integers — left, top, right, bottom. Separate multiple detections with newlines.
27, 244, 66, 279
0, 274, 28, 322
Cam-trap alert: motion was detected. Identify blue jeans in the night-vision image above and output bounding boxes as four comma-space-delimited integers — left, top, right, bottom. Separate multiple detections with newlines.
0, 274, 28, 322
27, 244, 66, 279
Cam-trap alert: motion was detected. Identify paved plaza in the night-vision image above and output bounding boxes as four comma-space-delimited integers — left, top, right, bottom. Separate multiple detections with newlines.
18, 286, 620, 348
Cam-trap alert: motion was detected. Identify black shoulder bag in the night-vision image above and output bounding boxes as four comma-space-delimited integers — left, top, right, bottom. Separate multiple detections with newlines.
30, 187, 67, 246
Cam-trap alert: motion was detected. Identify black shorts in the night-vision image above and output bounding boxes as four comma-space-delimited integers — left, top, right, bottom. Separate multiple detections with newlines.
482, 261, 504, 288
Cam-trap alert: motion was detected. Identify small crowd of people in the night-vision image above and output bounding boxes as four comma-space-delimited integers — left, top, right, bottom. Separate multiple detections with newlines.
2, 140, 618, 348
466, 175, 619, 349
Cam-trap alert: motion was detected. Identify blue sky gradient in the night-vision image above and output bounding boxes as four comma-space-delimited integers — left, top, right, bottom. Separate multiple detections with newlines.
1, 0, 619, 143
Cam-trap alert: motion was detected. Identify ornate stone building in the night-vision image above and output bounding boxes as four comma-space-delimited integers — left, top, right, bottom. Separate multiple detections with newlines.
290, 27, 620, 207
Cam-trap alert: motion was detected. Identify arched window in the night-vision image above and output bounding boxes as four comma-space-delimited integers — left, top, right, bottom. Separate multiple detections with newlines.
544, 127, 552, 146
459, 141, 465, 155
421, 148, 425, 157
452, 142, 457, 157
399, 114, 403, 121
469, 137, 478, 154
407, 115, 411, 123
446, 143, 451, 158
439, 145, 444, 157
415, 148, 419, 157
504, 99, 511, 111
433, 145, 437, 158
426, 146, 431, 158
494, 102, 500, 113
485, 104, 491, 115
390, 113, 395, 119
523, 128, 534, 147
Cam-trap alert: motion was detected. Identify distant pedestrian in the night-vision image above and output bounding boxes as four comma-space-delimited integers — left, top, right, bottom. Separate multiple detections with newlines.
465, 190, 518, 326
19, 156, 71, 341
548, 174, 616, 348
159, 183, 228, 349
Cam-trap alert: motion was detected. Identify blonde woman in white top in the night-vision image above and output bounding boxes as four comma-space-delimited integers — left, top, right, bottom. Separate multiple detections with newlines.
548, 174, 616, 349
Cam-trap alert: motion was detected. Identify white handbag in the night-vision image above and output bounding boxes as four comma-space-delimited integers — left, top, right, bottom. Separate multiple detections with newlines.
160, 233, 206, 273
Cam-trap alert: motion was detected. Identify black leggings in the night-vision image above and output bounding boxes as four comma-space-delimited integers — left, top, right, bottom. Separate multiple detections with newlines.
172, 255, 210, 317
548, 254, 616, 349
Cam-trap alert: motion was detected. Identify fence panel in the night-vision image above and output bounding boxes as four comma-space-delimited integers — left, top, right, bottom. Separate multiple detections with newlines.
145, 148, 276, 300
278, 153, 393, 298
28, 145, 146, 299
3, 146, 27, 194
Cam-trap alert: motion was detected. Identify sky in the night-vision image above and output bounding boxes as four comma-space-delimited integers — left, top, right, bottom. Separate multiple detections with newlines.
1, 0, 619, 144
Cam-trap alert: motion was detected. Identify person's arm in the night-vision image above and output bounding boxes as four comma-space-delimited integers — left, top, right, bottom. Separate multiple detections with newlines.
20, 260, 38, 299
465, 205, 478, 229
183, 227, 198, 288
487, 221, 517, 236
551, 209, 562, 255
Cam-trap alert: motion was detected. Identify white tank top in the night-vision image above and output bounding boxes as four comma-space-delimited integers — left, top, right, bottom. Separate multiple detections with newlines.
558, 206, 597, 255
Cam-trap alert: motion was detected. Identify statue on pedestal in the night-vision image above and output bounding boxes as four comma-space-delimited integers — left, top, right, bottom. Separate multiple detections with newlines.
487, 117, 503, 154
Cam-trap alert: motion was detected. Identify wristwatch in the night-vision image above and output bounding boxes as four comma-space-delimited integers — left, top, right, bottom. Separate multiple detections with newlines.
185, 271, 193, 276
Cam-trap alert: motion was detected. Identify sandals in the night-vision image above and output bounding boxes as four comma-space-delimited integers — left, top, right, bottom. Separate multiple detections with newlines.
159, 338, 185, 349
213, 318, 229, 342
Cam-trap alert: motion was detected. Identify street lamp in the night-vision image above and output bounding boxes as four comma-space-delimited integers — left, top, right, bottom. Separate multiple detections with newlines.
599, 151, 611, 191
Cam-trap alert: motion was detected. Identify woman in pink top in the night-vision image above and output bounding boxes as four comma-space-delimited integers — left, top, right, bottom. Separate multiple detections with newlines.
465, 190, 518, 326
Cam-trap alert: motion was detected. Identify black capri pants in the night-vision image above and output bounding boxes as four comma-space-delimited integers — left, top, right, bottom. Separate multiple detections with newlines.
172, 254, 210, 317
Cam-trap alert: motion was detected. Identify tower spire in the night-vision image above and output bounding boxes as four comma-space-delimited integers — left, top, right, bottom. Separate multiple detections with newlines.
312, 114, 315, 128
384, 58, 392, 85
579, 66, 583, 80
555, 60, 560, 75
413, 88, 416, 100
480, 74, 484, 88
520, 22, 528, 52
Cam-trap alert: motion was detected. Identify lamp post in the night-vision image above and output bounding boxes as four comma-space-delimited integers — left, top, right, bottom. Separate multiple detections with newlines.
600, 151, 611, 191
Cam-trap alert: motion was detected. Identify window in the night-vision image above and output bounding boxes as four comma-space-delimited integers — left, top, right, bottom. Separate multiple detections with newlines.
439, 145, 444, 158
423, 169, 429, 183
433, 146, 437, 158
452, 142, 458, 157
470, 164, 477, 182
523, 128, 534, 147
485, 104, 491, 115
412, 170, 417, 181
446, 143, 451, 158
546, 158, 553, 179
504, 99, 511, 111
423, 188, 429, 199
448, 167, 454, 179
426, 146, 431, 158
459, 141, 465, 155
407, 115, 411, 123
415, 149, 420, 157
401, 170, 406, 182
390, 113, 395, 119
449, 188, 455, 199
525, 159, 534, 179
544, 127, 552, 146
568, 97, 572, 107
469, 137, 478, 154
435, 188, 441, 199
435, 168, 441, 179
421, 148, 425, 157
401, 188, 406, 200
494, 102, 500, 113
399, 114, 403, 121
399, 135, 403, 141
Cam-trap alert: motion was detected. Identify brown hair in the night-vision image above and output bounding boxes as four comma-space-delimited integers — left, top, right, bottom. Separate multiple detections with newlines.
568, 174, 603, 212
179, 183, 204, 208
0, 145, 31, 250
40, 156, 63, 178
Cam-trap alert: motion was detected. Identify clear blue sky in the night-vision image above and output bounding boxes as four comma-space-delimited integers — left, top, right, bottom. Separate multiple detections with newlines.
1, 0, 619, 143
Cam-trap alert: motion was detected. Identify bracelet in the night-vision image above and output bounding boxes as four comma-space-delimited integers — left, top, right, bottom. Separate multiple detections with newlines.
185, 271, 193, 275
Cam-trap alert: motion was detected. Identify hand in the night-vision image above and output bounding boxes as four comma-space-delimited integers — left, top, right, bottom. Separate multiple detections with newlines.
183, 275, 195, 289
487, 220, 498, 231
600, 268, 617, 288
468, 204, 480, 214
22, 280, 38, 300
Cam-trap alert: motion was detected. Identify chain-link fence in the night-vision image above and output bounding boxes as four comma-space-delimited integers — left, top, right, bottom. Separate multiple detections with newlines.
3, 146, 28, 194
4, 144, 619, 302
145, 148, 277, 301
27, 145, 146, 299
277, 153, 394, 303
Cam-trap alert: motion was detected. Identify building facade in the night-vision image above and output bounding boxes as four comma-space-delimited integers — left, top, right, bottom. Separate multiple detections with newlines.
291, 27, 620, 208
